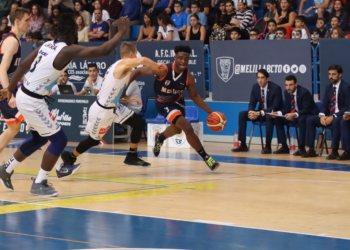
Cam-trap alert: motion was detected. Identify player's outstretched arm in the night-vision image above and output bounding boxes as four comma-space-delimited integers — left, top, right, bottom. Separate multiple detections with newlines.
128, 66, 167, 83
187, 73, 213, 114
62, 17, 130, 61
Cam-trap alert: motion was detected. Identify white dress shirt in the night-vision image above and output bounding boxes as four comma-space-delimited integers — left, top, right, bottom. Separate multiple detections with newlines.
319, 80, 341, 117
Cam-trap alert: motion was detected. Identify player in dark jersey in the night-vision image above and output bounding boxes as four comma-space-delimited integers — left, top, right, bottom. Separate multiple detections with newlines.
0, 8, 31, 154
130, 45, 220, 171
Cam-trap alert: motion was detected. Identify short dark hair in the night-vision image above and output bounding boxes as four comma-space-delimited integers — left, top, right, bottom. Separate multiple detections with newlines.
311, 28, 321, 34
52, 13, 76, 42
295, 15, 305, 23
231, 27, 241, 35
331, 16, 340, 23
191, 2, 201, 8
88, 63, 98, 70
31, 31, 43, 40
276, 27, 286, 34
257, 69, 269, 78
267, 19, 277, 26
174, 1, 183, 7
63, 70, 68, 75
249, 28, 259, 34
174, 45, 191, 55
328, 64, 343, 74
285, 75, 297, 83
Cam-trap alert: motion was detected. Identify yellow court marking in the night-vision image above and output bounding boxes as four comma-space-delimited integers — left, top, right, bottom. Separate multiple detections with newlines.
0, 169, 222, 214
0, 230, 124, 248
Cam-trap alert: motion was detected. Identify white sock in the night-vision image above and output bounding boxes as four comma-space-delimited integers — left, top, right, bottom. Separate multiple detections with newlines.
55, 163, 61, 171
35, 168, 50, 183
5, 156, 20, 174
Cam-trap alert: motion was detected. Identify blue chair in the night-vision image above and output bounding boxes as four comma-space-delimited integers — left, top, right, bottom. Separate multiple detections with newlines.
185, 106, 199, 123
248, 120, 266, 150
130, 25, 142, 40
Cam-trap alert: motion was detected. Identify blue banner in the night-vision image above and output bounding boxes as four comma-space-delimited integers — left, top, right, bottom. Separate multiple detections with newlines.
115, 40, 206, 100
319, 39, 350, 98
210, 40, 312, 101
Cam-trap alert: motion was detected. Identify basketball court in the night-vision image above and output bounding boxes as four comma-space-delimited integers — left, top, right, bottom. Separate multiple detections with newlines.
1, 139, 350, 250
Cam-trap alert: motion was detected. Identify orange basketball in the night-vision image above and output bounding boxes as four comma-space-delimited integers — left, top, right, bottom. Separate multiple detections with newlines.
206, 112, 227, 132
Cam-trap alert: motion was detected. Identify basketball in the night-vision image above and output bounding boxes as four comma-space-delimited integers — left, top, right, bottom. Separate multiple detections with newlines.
206, 112, 227, 132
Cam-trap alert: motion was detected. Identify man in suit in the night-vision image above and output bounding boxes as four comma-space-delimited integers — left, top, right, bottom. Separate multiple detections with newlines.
271, 75, 319, 155
232, 69, 283, 154
303, 64, 350, 159
338, 106, 350, 160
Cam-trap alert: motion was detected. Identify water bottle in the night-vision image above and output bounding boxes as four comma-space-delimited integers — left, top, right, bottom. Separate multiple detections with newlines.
289, 134, 296, 154
233, 131, 240, 148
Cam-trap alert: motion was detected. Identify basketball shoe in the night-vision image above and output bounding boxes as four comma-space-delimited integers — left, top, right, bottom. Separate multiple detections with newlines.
56, 163, 82, 178
124, 153, 151, 167
153, 132, 163, 157
0, 163, 14, 191
30, 177, 59, 197
205, 156, 220, 171
61, 150, 77, 165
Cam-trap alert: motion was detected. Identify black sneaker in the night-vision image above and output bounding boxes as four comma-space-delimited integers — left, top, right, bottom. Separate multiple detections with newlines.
0, 163, 14, 191
153, 132, 163, 157
61, 151, 76, 165
205, 156, 220, 171
124, 154, 151, 167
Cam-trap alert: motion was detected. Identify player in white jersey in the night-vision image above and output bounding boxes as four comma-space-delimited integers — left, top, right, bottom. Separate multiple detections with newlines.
0, 14, 131, 197
57, 42, 164, 177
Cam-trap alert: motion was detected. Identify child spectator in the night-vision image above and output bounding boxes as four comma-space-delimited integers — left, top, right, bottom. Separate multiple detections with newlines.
25, 31, 33, 42
295, 15, 310, 38
249, 28, 260, 40
275, 27, 286, 39
316, 18, 327, 38
291, 28, 302, 39
330, 27, 344, 38
264, 19, 277, 39
264, 0, 277, 22
330, 0, 348, 31
230, 27, 241, 40
325, 16, 341, 37
171, 1, 188, 40
42, 19, 54, 41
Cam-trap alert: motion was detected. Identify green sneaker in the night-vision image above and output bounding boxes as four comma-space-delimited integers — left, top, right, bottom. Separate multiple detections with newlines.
153, 132, 163, 157
205, 157, 220, 171
0, 163, 14, 191
30, 177, 59, 197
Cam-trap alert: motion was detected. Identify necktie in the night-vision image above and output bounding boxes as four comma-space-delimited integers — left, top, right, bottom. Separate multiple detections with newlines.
261, 89, 265, 110
290, 94, 296, 113
330, 87, 336, 114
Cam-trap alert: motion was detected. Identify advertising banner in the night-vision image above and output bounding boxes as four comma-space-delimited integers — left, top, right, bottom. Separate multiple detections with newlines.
319, 39, 350, 98
210, 40, 312, 101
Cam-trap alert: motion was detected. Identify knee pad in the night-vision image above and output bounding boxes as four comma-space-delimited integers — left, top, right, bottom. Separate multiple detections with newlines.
47, 129, 68, 156
76, 136, 100, 154
20, 131, 49, 156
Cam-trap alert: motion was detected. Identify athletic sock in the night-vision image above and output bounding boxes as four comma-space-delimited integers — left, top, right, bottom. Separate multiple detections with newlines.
5, 156, 20, 174
158, 132, 166, 143
197, 147, 209, 161
35, 168, 50, 183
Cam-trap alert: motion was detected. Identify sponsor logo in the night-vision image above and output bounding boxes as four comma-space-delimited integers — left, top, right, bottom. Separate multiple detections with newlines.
50, 109, 72, 126
69, 75, 85, 81
172, 131, 186, 146
216, 57, 234, 82
98, 126, 111, 135
165, 80, 171, 86
82, 107, 88, 125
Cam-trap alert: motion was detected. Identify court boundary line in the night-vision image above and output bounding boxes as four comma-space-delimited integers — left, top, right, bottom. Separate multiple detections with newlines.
1, 198, 350, 241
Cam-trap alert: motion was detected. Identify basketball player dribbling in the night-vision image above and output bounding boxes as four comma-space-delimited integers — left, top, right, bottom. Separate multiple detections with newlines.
0, 15, 130, 196
130, 45, 220, 171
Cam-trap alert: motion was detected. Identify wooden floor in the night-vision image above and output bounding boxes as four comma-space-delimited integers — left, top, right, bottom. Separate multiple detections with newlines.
1, 140, 350, 249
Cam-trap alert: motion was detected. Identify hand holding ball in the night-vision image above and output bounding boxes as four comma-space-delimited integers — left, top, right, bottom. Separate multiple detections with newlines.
207, 112, 227, 132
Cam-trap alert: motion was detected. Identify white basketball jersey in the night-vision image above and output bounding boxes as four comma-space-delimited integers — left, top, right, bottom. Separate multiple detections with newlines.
97, 60, 131, 107
24, 41, 69, 95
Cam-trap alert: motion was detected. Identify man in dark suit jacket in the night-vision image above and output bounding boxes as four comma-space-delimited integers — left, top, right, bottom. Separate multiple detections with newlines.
338, 106, 350, 160
271, 75, 319, 155
303, 64, 350, 159
232, 69, 283, 154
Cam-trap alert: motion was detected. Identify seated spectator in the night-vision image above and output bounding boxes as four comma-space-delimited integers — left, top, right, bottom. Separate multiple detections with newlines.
236, 0, 254, 37
113, 0, 141, 39
275, 0, 297, 27
29, 4, 46, 33
25, 31, 33, 42
291, 28, 302, 39
325, 16, 341, 37
222, 0, 236, 32
92, 0, 110, 23
48, 0, 74, 15
51, 5, 61, 18
330, 0, 348, 31
32, 31, 43, 43
171, 1, 188, 40
249, 28, 260, 39
1, 17, 10, 32
49, 71, 77, 95
42, 19, 54, 41
102, 0, 122, 21
316, 17, 327, 38
21, 0, 34, 9
0, 0, 13, 19
185, 13, 206, 40
88, 9, 109, 42
0, 30, 9, 40
231, 69, 283, 153
149, 0, 174, 20
156, 12, 181, 41
299, 0, 331, 25
330, 27, 344, 38
187, 2, 208, 29
275, 27, 286, 39
7, 2, 19, 26
233, 0, 253, 9
214, 0, 227, 27
264, 19, 277, 39
74, 0, 92, 28
294, 15, 310, 38
186, 0, 211, 15
229, 27, 241, 40
264, 0, 277, 22
76, 15, 89, 42
137, 13, 157, 41
76, 63, 103, 95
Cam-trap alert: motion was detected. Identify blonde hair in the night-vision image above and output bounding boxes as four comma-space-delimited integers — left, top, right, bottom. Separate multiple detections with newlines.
120, 42, 137, 58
